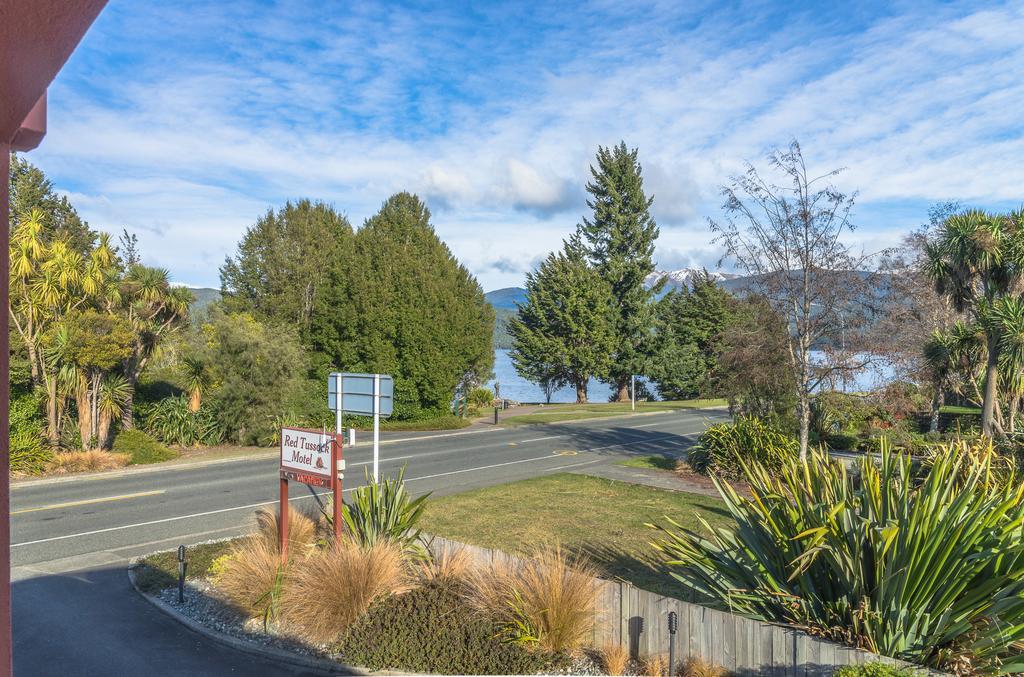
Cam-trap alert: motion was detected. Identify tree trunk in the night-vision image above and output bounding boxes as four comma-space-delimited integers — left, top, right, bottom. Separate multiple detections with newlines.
97, 409, 113, 449
981, 337, 1000, 437
616, 380, 630, 403
929, 386, 944, 434
798, 394, 811, 461
45, 379, 60, 446
189, 390, 201, 413
76, 387, 91, 451
575, 380, 588, 404
121, 386, 135, 429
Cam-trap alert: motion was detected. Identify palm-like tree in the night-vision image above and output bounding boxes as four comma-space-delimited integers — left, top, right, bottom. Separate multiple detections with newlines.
118, 264, 191, 428
926, 209, 1024, 436
992, 296, 1024, 432
180, 356, 209, 413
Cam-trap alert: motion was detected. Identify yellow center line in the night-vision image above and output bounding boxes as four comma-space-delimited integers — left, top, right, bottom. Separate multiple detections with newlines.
12, 490, 165, 515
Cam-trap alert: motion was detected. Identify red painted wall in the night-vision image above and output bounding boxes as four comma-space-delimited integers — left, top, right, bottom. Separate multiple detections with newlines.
1, 2, 109, 674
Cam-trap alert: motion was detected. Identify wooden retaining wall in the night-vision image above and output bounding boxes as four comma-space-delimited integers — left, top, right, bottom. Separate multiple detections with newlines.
426, 535, 927, 676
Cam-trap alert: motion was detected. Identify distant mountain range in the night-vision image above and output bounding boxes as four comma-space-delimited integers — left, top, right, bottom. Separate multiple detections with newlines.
484, 268, 740, 349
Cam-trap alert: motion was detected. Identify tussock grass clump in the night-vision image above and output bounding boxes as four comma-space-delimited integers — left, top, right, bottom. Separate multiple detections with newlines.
681, 656, 726, 677
280, 540, 410, 644
253, 507, 318, 554
599, 642, 629, 676
45, 450, 129, 474
468, 544, 600, 653
417, 544, 473, 583
643, 653, 670, 677
212, 536, 285, 621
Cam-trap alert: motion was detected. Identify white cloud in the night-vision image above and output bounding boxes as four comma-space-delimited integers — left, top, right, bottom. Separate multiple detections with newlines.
29, 1, 1024, 290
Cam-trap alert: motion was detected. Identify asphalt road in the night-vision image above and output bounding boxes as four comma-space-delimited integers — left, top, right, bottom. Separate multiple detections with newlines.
11, 407, 728, 676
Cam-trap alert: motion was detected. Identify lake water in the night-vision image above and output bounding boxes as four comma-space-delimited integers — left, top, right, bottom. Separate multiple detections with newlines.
486, 349, 617, 404
485, 349, 896, 404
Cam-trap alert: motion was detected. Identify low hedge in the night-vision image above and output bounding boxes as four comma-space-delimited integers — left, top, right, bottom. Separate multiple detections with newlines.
337, 580, 564, 675
112, 429, 178, 464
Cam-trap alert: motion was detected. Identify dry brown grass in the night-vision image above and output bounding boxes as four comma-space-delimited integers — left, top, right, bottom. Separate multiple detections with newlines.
279, 540, 411, 644
681, 656, 726, 677
599, 642, 630, 676
643, 654, 670, 677
417, 543, 474, 583
212, 536, 285, 620
45, 450, 129, 475
468, 544, 600, 653
253, 507, 318, 554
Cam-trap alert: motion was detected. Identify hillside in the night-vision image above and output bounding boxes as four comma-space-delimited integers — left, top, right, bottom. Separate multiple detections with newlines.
484, 268, 892, 350
186, 287, 221, 315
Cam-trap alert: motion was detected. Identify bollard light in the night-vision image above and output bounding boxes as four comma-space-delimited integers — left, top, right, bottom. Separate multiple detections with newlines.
177, 545, 187, 604
667, 611, 678, 677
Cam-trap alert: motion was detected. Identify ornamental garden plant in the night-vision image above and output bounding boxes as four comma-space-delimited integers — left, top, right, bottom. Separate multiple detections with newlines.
651, 438, 1024, 674
139, 470, 603, 675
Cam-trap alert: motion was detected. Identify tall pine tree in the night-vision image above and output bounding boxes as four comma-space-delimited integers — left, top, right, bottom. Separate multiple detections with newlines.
321, 193, 494, 419
509, 237, 615, 403
577, 142, 661, 400
651, 271, 735, 399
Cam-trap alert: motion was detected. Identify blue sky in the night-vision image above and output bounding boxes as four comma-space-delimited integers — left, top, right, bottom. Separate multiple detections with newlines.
27, 0, 1024, 290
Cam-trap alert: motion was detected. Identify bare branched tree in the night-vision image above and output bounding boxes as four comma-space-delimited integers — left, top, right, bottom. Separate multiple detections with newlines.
709, 140, 881, 458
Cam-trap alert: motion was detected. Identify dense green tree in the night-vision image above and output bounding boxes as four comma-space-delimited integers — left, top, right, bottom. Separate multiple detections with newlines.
220, 199, 353, 349
8, 153, 95, 253
509, 237, 616, 403
192, 308, 312, 445
651, 272, 734, 399
577, 142, 662, 401
320, 193, 494, 419
713, 295, 795, 423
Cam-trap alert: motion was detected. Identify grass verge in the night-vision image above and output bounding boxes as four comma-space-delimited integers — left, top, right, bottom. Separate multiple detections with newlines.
616, 454, 678, 471
499, 399, 726, 426
134, 539, 234, 593
420, 473, 731, 597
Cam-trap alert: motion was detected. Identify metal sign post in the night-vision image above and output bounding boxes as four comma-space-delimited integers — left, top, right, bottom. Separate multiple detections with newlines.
631, 375, 636, 412
328, 372, 393, 484
373, 374, 381, 482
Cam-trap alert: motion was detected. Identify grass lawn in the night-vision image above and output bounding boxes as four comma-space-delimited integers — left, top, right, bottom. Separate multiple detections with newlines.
420, 473, 732, 598
499, 399, 726, 426
617, 454, 678, 471
135, 540, 234, 593
939, 405, 982, 415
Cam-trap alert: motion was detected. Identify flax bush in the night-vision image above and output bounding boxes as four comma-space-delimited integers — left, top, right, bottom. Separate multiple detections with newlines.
651, 438, 1024, 673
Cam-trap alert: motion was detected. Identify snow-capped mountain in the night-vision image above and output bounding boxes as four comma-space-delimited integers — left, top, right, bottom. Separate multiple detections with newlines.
644, 268, 739, 289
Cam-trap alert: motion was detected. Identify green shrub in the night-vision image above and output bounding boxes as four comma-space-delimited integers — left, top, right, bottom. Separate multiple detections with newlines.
112, 429, 178, 464
651, 439, 1024, 672
468, 387, 494, 408
833, 664, 913, 677
142, 395, 224, 446
338, 580, 562, 675
10, 389, 52, 474
825, 433, 859, 451
687, 416, 797, 480
332, 467, 429, 558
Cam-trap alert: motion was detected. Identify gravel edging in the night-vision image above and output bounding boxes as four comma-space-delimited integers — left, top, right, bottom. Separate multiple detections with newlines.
127, 556, 387, 676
